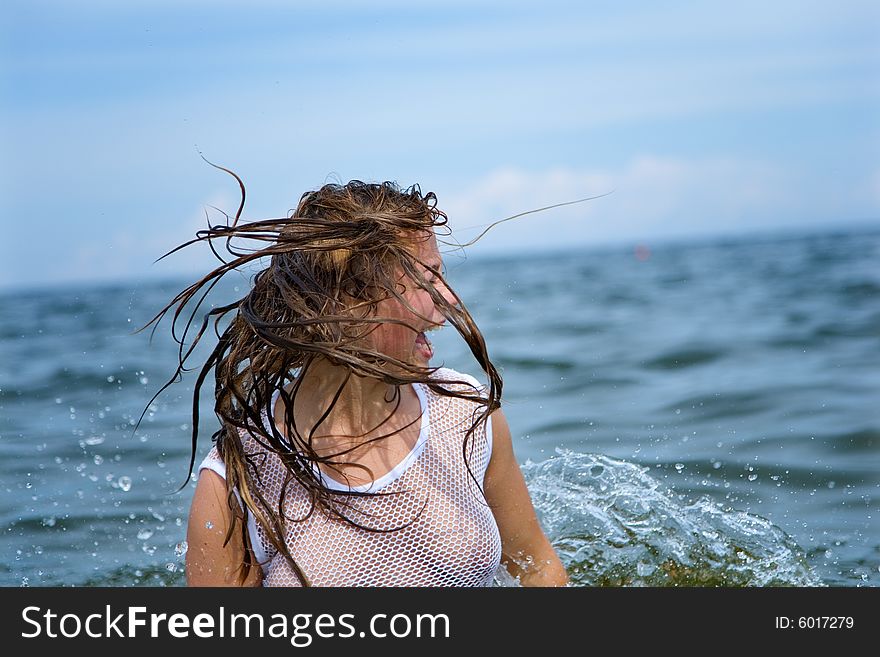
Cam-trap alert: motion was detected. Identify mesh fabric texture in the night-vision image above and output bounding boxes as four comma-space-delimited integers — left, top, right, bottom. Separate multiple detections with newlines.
199, 367, 502, 587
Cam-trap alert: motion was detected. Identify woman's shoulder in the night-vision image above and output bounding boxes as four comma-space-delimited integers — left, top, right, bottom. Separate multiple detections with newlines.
427, 366, 488, 393
197, 444, 226, 479
196, 424, 278, 480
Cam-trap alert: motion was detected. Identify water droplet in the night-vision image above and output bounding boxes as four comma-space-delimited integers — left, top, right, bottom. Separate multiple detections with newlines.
674, 408, 681, 415
84, 436, 105, 446
827, 481, 836, 489
137, 529, 154, 541
748, 473, 758, 481
175, 541, 188, 557
42, 516, 56, 527
20, 577, 29, 587
93, 455, 104, 465
165, 562, 177, 572
139, 376, 149, 385
205, 521, 214, 530
712, 461, 722, 470
106, 375, 115, 383
118, 476, 132, 492
674, 463, 684, 472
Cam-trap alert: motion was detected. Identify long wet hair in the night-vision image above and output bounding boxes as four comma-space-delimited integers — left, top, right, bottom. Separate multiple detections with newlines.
143, 171, 503, 585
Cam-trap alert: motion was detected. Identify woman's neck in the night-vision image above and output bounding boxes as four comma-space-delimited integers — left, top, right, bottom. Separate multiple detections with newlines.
281, 358, 418, 444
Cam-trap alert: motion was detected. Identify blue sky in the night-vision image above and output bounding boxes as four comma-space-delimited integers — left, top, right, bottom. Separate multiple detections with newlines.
1, 0, 878, 290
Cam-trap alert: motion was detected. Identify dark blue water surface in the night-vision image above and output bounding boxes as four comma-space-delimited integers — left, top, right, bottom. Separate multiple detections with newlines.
1, 226, 877, 586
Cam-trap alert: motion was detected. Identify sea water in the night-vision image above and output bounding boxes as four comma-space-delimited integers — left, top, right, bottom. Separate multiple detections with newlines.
1, 226, 877, 586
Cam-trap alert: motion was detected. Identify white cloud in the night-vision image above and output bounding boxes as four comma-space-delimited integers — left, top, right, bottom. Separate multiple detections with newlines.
59, 191, 247, 288
440, 155, 876, 256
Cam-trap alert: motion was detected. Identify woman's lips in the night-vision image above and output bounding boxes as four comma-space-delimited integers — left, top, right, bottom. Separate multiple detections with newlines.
415, 331, 434, 359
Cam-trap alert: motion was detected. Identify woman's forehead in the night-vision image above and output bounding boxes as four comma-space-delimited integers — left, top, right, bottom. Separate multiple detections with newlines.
408, 231, 441, 263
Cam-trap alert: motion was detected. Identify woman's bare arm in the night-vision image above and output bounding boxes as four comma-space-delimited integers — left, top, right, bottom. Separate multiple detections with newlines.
185, 469, 263, 587
484, 409, 569, 586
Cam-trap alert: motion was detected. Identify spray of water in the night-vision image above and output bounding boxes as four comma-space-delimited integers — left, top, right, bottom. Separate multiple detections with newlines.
514, 449, 822, 587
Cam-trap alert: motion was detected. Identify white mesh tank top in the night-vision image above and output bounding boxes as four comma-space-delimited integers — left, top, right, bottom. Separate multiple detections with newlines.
198, 367, 503, 587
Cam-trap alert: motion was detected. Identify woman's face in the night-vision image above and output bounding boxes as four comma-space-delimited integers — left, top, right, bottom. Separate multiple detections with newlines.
368, 231, 455, 368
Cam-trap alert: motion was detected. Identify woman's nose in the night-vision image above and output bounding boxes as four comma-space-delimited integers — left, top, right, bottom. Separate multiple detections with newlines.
436, 277, 458, 308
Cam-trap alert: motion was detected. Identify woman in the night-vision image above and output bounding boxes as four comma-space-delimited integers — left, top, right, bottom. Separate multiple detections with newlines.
149, 176, 568, 586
